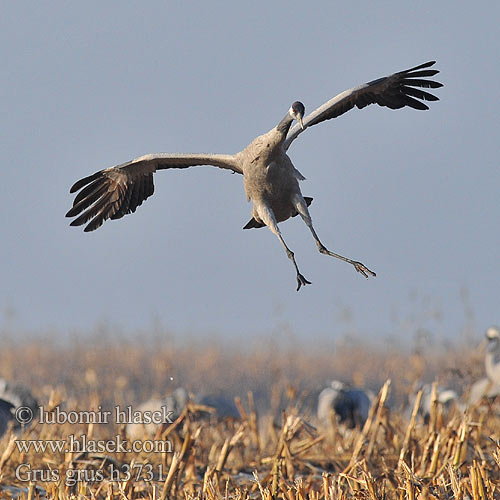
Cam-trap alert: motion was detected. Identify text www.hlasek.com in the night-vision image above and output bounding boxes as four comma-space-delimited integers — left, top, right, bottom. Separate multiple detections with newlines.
15, 434, 172, 454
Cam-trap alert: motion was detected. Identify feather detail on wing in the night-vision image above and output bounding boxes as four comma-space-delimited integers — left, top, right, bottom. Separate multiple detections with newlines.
66, 153, 240, 232
285, 61, 442, 149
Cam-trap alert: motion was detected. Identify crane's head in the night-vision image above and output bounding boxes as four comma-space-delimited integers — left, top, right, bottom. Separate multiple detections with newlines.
289, 101, 305, 129
486, 326, 500, 342
330, 380, 346, 392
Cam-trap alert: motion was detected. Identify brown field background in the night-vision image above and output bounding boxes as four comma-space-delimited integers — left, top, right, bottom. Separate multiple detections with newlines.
0, 329, 498, 499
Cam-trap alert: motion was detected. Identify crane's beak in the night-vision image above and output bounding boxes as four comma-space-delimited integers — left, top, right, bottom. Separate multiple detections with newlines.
298, 116, 304, 130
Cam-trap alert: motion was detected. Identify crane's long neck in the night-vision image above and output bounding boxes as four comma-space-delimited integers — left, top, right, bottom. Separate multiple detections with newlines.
485, 339, 500, 381
276, 112, 294, 137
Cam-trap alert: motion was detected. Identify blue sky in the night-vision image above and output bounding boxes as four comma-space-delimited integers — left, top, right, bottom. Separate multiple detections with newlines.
1, 2, 498, 344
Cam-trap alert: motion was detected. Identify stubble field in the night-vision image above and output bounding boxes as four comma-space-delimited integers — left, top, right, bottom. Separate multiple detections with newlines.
0, 331, 498, 499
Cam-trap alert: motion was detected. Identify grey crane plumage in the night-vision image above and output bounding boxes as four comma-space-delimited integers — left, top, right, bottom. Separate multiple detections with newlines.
406, 383, 458, 423
467, 377, 500, 406
125, 387, 188, 440
484, 326, 500, 384
317, 380, 372, 428
0, 399, 15, 438
0, 378, 39, 435
195, 393, 240, 419
466, 326, 500, 405
66, 61, 442, 289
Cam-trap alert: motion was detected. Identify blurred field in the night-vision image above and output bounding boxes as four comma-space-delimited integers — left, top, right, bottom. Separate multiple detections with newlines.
0, 332, 499, 499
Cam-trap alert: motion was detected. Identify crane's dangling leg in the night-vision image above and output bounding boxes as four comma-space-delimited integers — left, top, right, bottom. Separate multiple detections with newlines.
257, 204, 311, 291
292, 194, 376, 278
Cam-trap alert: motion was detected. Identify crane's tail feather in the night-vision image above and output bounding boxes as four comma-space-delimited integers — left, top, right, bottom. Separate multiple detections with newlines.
243, 197, 313, 230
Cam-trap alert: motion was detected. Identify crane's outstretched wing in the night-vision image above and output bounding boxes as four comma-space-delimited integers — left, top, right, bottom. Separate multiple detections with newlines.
284, 61, 442, 150
66, 153, 241, 232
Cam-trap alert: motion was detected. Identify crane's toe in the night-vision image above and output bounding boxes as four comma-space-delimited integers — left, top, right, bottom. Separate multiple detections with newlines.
352, 261, 376, 278
296, 273, 312, 291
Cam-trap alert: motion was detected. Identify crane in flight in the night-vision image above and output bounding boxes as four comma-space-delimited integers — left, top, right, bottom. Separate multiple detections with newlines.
66, 61, 442, 290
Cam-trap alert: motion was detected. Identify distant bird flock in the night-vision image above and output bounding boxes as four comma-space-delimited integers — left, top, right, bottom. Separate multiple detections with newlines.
1, 326, 500, 440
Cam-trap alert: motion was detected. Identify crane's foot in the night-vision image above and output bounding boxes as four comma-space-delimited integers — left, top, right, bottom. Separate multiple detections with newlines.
296, 273, 312, 291
352, 261, 376, 278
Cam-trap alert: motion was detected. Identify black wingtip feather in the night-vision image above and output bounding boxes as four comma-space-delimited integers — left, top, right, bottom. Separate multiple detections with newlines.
65, 207, 78, 218
402, 85, 439, 102
404, 61, 436, 73
66, 184, 108, 218
402, 78, 443, 89
406, 69, 440, 78
72, 178, 103, 206
69, 171, 102, 193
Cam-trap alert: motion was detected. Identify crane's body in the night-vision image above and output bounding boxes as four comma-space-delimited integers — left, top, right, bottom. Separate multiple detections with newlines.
317, 380, 372, 428
241, 124, 302, 218
66, 61, 442, 290
467, 326, 500, 405
241, 117, 307, 226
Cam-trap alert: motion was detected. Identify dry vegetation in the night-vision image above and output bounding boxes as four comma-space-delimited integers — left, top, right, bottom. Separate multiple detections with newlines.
0, 331, 499, 499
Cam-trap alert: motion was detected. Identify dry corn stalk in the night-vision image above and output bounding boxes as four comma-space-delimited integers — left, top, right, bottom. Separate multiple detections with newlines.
398, 388, 422, 470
